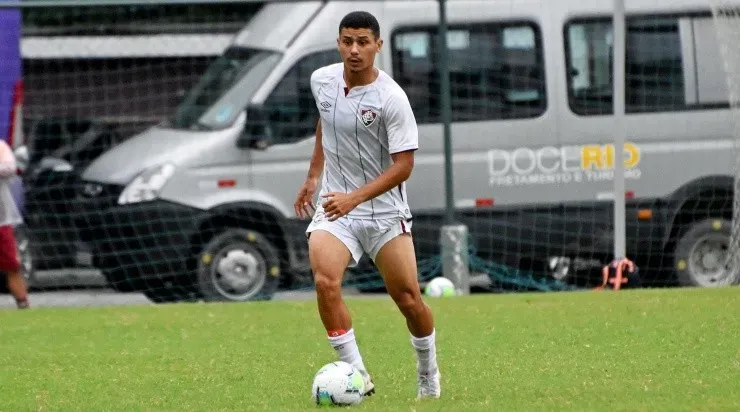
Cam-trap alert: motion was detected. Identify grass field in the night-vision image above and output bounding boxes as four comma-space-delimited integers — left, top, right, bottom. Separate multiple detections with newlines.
1, 287, 738, 411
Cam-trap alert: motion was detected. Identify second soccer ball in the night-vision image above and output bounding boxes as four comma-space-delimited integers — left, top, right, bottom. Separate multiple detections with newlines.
424, 277, 456, 297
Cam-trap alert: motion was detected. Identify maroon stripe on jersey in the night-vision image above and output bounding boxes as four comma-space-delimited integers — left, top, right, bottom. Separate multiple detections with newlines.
354, 91, 373, 219
400, 220, 407, 233
332, 86, 347, 192
398, 183, 404, 201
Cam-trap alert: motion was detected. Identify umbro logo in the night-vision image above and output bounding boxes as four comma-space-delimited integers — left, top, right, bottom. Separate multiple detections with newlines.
319, 101, 331, 113
360, 108, 378, 127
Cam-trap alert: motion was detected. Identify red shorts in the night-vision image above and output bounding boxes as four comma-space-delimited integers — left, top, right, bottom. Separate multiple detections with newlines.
0, 226, 21, 272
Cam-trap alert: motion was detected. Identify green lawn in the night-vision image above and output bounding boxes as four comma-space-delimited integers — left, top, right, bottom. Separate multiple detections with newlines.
1, 287, 738, 411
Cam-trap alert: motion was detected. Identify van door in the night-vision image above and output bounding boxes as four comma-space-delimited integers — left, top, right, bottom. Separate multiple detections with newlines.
246, 48, 340, 217
557, 9, 735, 204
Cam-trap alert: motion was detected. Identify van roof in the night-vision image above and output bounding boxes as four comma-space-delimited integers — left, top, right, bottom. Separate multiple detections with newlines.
232, 0, 740, 53
231, 1, 327, 52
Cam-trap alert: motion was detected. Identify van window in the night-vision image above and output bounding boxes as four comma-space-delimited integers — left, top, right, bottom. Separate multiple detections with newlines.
566, 15, 727, 115
391, 22, 546, 123
169, 47, 279, 130
262, 49, 339, 142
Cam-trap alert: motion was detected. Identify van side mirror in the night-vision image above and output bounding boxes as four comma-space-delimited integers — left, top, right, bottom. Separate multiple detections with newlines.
236, 106, 273, 150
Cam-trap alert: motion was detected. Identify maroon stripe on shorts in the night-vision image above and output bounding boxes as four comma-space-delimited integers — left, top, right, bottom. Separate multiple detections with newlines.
0, 226, 21, 272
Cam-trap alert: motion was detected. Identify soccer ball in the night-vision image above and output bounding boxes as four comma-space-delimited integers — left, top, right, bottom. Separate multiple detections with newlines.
424, 277, 456, 297
311, 361, 366, 406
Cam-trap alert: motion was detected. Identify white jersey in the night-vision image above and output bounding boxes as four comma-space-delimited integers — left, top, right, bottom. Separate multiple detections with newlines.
310, 62, 419, 220
0, 140, 22, 227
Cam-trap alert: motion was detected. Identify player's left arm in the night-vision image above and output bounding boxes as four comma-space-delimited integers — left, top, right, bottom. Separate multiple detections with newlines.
0, 141, 16, 178
322, 91, 418, 221
350, 149, 414, 205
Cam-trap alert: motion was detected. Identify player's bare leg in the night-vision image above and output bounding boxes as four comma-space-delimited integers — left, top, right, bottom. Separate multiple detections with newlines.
6, 269, 29, 309
375, 232, 440, 399
310, 230, 352, 331
309, 230, 375, 395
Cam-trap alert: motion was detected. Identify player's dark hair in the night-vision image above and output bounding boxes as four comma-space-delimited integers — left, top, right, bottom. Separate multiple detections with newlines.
339, 11, 380, 39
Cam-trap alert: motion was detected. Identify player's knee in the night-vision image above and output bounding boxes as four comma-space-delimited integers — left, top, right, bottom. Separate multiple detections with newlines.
314, 271, 342, 300
391, 287, 424, 317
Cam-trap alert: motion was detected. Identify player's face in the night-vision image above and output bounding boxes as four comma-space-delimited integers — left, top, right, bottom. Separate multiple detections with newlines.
337, 28, 382, 73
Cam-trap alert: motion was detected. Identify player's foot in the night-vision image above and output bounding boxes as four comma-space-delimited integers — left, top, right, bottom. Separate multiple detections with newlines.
359, 369, 375, 396
417, 370, 441, 399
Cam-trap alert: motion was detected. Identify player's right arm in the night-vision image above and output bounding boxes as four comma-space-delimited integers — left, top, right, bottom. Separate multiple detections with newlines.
294, 119, 323, 219
307, 119, 324, 182
295, 66, 330, 219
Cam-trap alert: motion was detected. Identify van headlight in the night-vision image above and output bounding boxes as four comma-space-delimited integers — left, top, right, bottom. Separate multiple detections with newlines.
118, 163, 175, 205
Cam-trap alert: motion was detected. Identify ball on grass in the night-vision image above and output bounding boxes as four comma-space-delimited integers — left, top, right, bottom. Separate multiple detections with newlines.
311, 361, 365, 406
424, 277, 456, 297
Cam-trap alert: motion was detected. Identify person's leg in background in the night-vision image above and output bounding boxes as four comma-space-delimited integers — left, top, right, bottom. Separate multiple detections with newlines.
0, 225, 29, 309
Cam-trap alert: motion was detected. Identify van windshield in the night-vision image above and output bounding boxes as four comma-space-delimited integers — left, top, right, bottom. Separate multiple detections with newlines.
167, 46, 279, 130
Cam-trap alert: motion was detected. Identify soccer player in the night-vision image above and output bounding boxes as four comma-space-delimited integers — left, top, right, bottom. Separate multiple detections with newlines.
0, 139, 29, 309
294, 11, 440, 399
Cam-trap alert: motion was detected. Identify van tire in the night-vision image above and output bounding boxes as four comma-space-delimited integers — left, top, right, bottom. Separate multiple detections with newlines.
195, 228, 280, 302
673, 218, 739, 287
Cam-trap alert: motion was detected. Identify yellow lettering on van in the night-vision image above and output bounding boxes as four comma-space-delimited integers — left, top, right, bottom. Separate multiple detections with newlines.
604, 144, 615, 168
581, 145, 603, 170
624, 143, 640, 168
581, 143, 641, 170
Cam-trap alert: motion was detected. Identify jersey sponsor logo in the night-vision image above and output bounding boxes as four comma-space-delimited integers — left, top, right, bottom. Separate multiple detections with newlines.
360, 108, 378, 127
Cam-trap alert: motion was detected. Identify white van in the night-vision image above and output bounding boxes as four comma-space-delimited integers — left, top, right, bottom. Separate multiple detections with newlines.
77, 0, 740, 302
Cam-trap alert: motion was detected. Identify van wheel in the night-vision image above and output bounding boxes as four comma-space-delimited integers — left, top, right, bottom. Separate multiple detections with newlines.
196, 228, 280, 302
673, 218, 739, 287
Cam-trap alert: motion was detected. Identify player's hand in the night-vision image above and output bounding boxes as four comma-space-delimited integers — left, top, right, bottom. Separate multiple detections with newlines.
294, 178, 318, 219
321, 192, 361, 221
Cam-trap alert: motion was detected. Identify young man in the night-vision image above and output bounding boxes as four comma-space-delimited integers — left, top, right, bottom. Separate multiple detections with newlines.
294, 11, 440, 399
0, 140, 29, 309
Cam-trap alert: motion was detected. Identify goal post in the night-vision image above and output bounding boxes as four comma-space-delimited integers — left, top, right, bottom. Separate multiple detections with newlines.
436, 0, 471, 295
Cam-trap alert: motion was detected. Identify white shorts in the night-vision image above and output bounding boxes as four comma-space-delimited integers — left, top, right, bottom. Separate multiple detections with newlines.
306, 210, 412, 268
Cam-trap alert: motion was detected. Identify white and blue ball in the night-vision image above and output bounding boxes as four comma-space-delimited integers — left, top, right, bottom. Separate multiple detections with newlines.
424, 276, 457, 297
311, 361, 366, 406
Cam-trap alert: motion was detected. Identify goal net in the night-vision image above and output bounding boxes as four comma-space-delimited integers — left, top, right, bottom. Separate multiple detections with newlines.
708, 0, 740, 286
5, 0, 740, 307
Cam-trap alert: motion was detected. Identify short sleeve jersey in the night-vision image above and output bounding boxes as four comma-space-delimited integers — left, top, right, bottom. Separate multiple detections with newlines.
310, 62, 418, 220
0, 140, 22, 227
